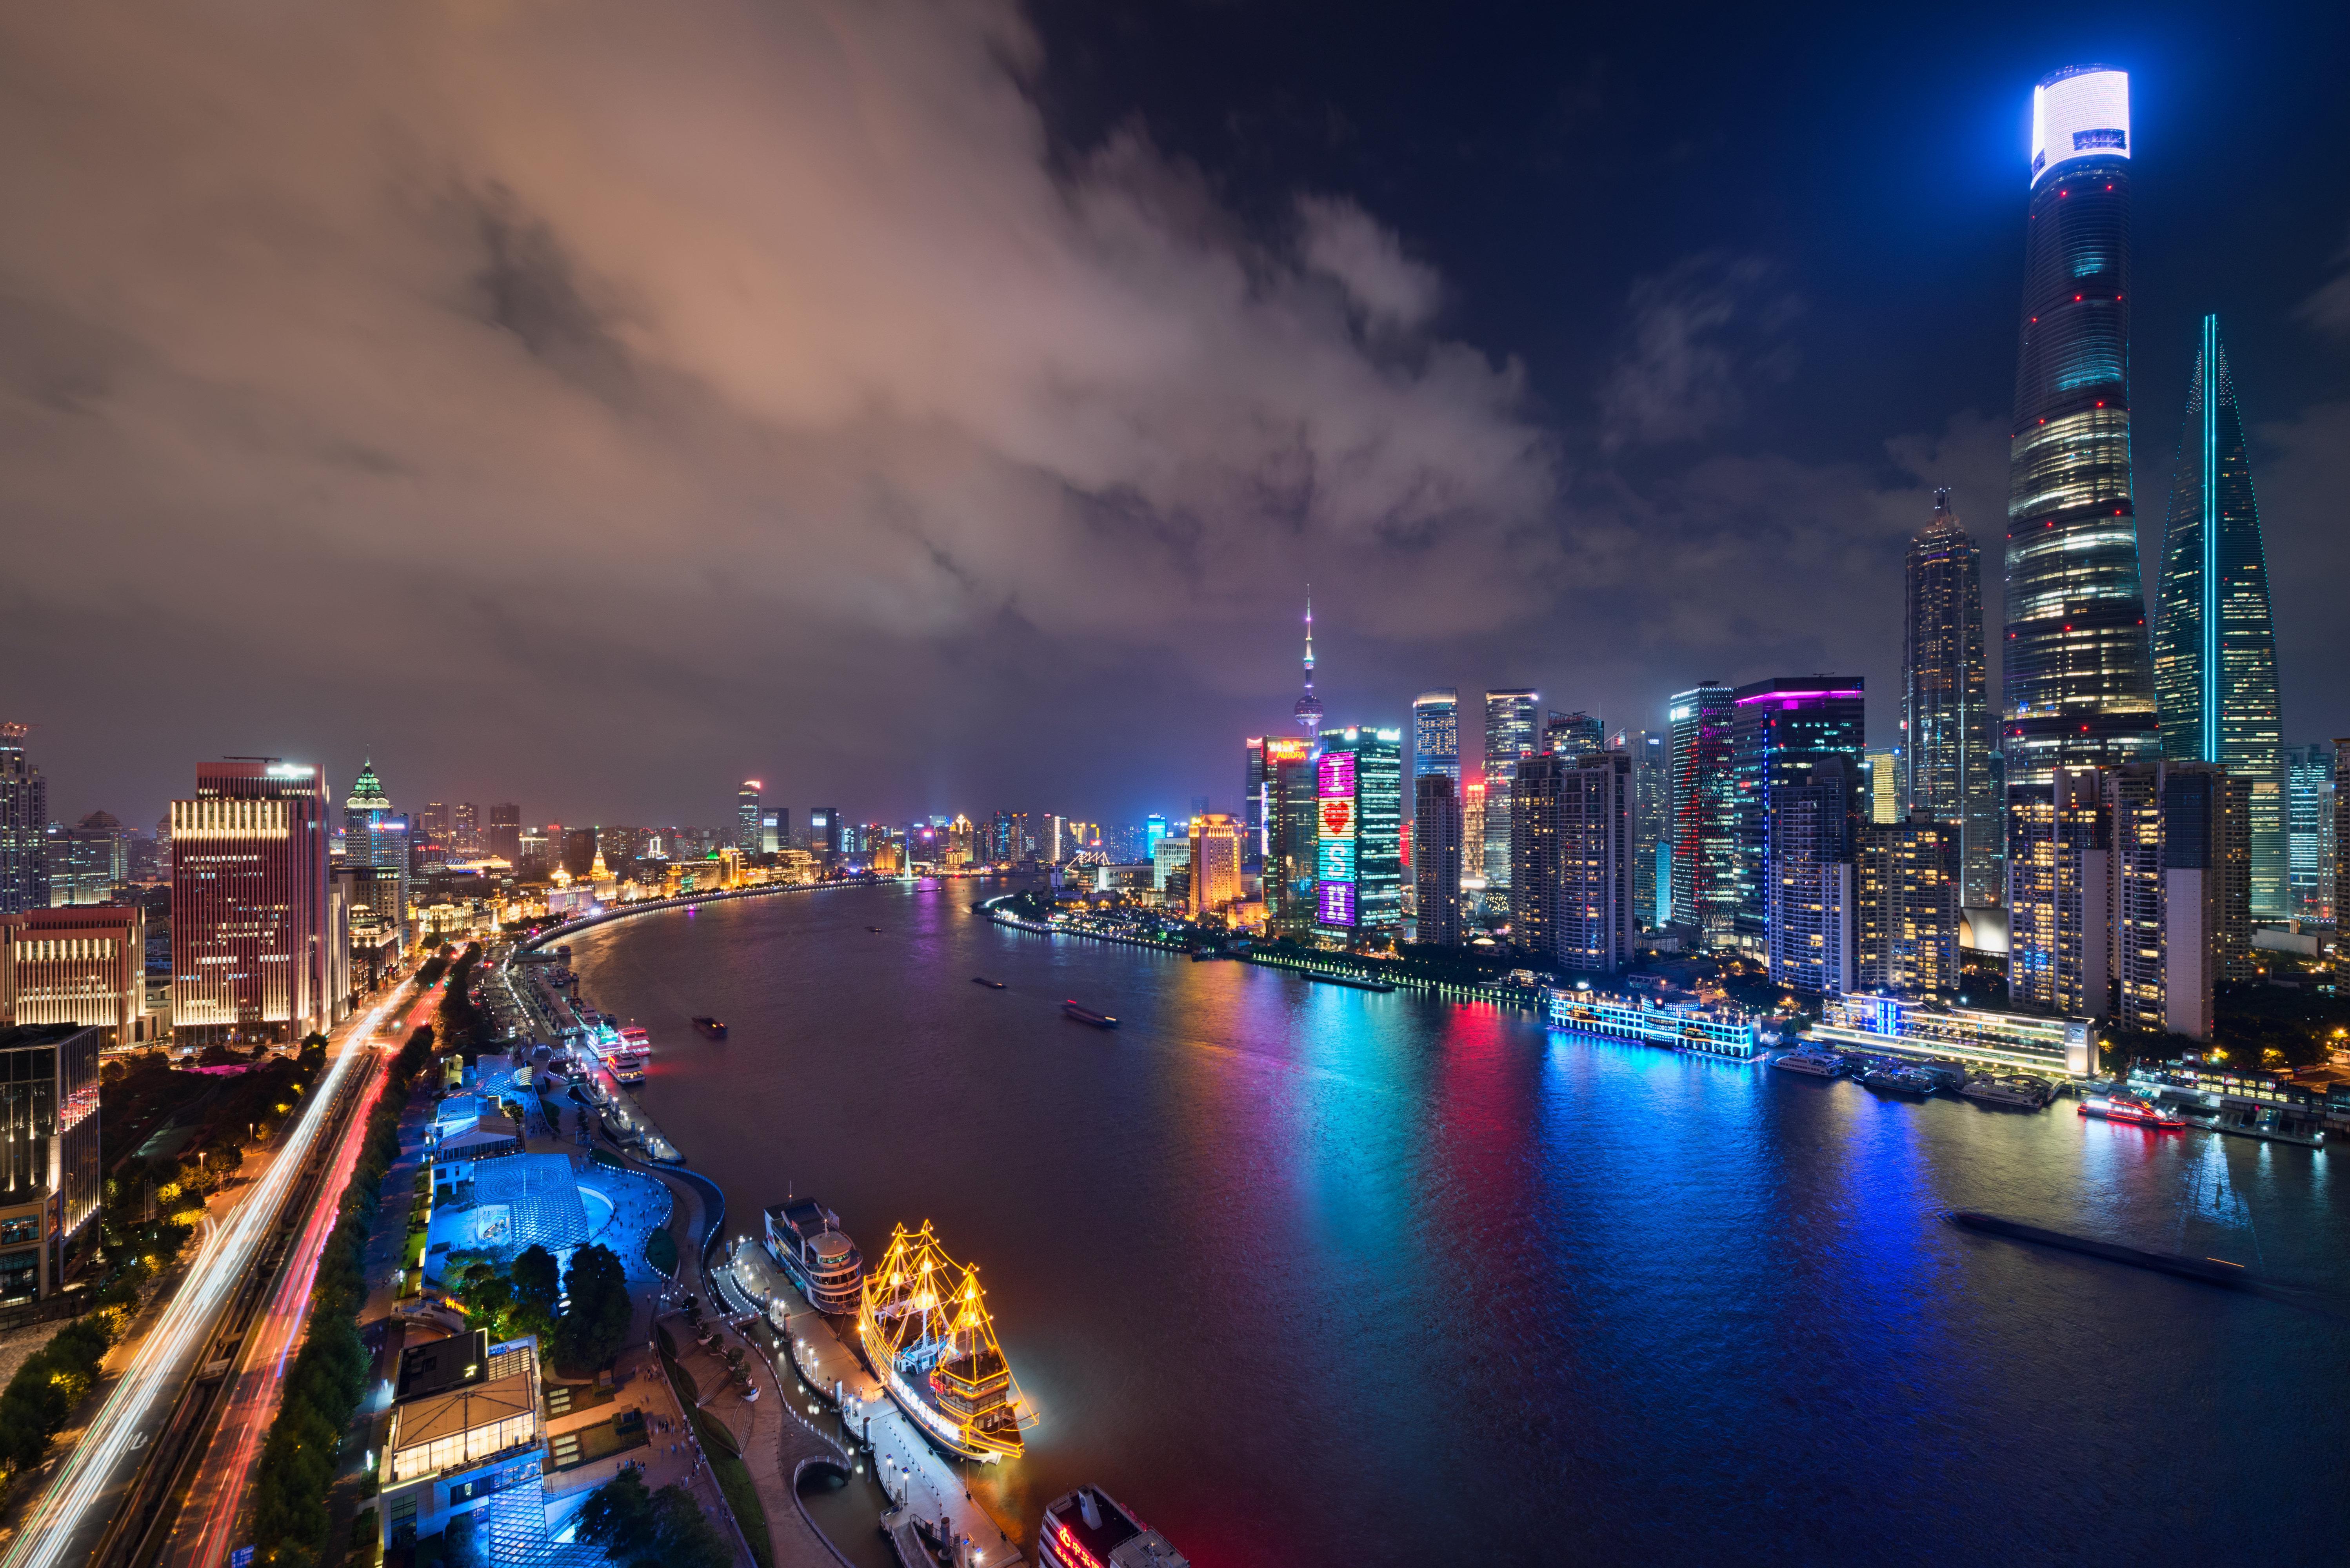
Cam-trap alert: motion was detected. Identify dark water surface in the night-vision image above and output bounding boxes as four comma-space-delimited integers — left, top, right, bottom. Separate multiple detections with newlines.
570, 882, 2346, 1565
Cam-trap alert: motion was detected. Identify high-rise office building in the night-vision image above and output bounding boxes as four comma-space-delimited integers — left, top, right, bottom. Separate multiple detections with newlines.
2004, 66, 2158, 784
2285, 745, 2335, 922
1668, 684, 1737, 944
0, 1022, 101, 1302
1263, 738, 1317, 932
45, 813, 127, 906
1509, 753, 1565, 959
738, 782, 763, 855
1853, 816, 1963, 997
1481, 690, 1540, 892
1316, 727, 1403, 936
1187, 815, 1246, 919
2335, 736, 2350, 940
2152, 316, 2286, 917
1292, 591, 1325, 739
1766, 760, 1856, 997
562, 827, 599, 880
420, 802, 449, 842
1903, 490, 2000, 906
1556, 752, 1634, 976
0, 727, 46, 915
1614, 728, 1670, 929
2108, 760, 2244, 1040
1412, 774, 1463, 947
1731, 679, 1865, 953
344, 760, 410, 949
1413, 690, 1460, 787
1862, 749, 1902, 826
810, 808, 841, 864
173, 760, 336, 1044
2006, 769, 2110, 1018
1242, 739, 1269, 871
1, 906, 147, 1045
1544, 711, 1603, 760
485, 803, 522, 866
1461, 782, 1485, 894
450, 802, 480, 855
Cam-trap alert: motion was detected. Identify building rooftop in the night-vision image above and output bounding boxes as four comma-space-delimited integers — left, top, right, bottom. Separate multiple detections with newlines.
398, 1327, 493, 1403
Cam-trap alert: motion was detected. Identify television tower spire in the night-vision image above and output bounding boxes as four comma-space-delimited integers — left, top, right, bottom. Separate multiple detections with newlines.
1292, 587, 1324, 738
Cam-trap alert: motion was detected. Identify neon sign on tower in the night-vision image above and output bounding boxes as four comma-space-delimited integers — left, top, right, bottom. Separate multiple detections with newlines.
1317, 749, 1358, 926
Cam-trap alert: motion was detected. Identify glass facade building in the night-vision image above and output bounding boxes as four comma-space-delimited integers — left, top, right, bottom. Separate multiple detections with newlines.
1668, 684, 1737, 944
1481, 690, 1540, 892
2003, 66, 2159, 784
1412, 690, 1460, 786
2152, 315, 2286, 916
1903, 491, 2000, 905
2285, 744, 2334, 923
1316, 728, 1403, 936
1412, 774, 1463, 946
1730, 679, 1866, 952
0, 727, 46, 916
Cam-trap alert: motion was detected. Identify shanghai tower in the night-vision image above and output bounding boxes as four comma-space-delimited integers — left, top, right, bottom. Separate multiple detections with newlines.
2002, 65, 2158, 783
2154, 315, 2285, 914
1903, 490, 1999, 906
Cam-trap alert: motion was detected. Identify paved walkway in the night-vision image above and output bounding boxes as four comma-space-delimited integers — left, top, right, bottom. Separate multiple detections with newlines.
717, 1243, 1028, 1567
603, 1142, 860, 1568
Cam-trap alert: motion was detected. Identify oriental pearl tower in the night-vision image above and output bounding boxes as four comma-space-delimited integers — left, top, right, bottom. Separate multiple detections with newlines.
1292, 589, 1324, 739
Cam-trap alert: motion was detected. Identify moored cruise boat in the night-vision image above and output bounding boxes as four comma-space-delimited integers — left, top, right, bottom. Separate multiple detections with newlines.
858, 1221, 1032, 1461
1040, 1487, 1190, 1568
1961, 1074, 2056, 1109
2078, 1094, 2185, 1131
609, 1024, 651, 1082
764, 1198, 864, 1314
1772, 1047, 1843, 1078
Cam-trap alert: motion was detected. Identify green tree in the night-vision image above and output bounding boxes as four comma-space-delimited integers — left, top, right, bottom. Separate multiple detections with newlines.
575, 1468, 662, 1562
510, 1243, 560, 1343
556, 1243, 631, 1372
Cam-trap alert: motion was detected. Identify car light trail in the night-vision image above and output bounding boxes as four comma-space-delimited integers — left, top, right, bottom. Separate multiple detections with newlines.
0, 993, 403, 1568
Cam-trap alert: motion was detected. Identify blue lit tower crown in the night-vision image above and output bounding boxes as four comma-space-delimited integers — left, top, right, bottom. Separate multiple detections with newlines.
2002, 65, 2158, 782
2152, 315, 2285, 915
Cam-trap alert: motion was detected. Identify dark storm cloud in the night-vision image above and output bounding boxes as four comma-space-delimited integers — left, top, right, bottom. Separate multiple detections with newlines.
4, 1, 2332, 828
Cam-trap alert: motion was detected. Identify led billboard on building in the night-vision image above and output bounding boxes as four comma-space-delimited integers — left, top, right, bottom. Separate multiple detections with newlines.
1318, 749, 1358, 927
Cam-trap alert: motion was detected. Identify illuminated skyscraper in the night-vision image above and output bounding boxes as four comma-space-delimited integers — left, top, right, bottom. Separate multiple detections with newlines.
1614, 727, 1670, 929
1766, 759, 1856, 996
1187, 815, 1246, 918
2152, 315, 2285, 916
2003, 66, 2157, 783
2005, 769, 2109, 1018
1262, 738, 1318, 932
1668, 684, 1736, 943
0, 726, 47, 915
1481, 690, 1539, 892
1904, 493, 1999, 909
1316, 727, 1403, 936
1412, 774, 1462, 946
1854, 816, 1962, 997
173, 760, 336, 1044
1412, 690, 1459, 786
1730, 679, 1865, 953
1543, 711, 1603, 759
738, 781, 763, 855
1508, 753, 1564, 957
485, 803, 522, 866
2284, 745, 2334, 922
344, 759, 409, 949
1292, 591, 1324, 739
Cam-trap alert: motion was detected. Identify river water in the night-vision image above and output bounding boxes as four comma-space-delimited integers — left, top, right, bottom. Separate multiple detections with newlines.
568, 880, 2346, 1566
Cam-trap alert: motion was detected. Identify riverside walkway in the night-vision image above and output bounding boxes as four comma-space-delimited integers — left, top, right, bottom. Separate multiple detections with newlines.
596, 1134, 861, 1568
714, 1240, 1028, 1568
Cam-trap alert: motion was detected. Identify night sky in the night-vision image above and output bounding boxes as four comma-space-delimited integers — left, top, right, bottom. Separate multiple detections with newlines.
5, 1, 2346, 831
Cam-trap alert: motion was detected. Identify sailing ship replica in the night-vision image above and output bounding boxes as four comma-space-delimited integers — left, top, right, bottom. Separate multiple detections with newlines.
857, 1221, 1032, 1461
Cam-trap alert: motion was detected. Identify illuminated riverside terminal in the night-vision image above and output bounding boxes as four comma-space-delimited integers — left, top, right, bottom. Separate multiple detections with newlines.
1806, 992, 2097, 1078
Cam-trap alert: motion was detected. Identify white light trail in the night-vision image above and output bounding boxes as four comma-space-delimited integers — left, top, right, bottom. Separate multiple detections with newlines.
0, 995, 398, 1568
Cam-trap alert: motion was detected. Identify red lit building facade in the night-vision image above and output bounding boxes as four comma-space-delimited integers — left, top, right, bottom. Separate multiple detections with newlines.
171, 761, 339, 1046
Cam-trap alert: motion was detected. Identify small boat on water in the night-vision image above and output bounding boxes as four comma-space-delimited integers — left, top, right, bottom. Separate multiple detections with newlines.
1961, 1074, 2054, 1109
1062, 1000, 1118, 1028
1772, 1047, 1843, 1078
2079, 1094, 2186, 1131
971, 976, 1007, 989
1040, 1486, 1191, 1568
691, 1015, 728, 1039
763, 1198, 864, 1314
858, 1221, 1032, 1461
1861, 1062, 1936, 1097
865, 925, 885, 934
1302, 970, 1396, 993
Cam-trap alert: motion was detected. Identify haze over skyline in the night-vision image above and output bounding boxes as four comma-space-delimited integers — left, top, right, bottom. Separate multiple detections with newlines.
5, 0, 2347, 829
